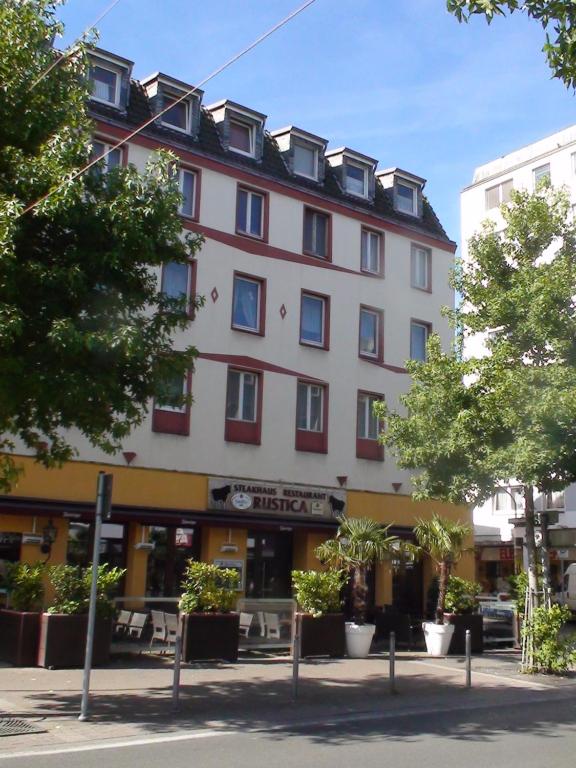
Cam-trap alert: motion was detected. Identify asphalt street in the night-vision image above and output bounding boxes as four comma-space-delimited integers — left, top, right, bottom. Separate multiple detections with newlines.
2, 695, 575, 768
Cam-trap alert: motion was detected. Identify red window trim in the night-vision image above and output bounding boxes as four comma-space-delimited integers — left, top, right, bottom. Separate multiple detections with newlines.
356, 390, 384, 461
358, 305, 384, 364
302, 206, 332, 262
178, 165, 201, 222
224, 366, 263, 445
235, 183, 269, 243
160, 259, 198, 320
410, 242, 433, 293
152, 369, 192, 436
360, 227, 385, 278
231, 271, 266, 337
410, 318, 433, 361
295, 379, 329, 454
299, 290, 330, 351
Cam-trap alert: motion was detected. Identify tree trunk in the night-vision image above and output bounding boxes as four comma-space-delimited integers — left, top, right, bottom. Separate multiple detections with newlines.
524, 485, 539, 608
436, 561, 448, 624
539, 509, 552, 604
352, 566, 368, 625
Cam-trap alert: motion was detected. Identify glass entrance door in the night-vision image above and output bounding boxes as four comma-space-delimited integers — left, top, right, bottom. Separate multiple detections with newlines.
146, 526, 200, 597
246, 530, 293, 599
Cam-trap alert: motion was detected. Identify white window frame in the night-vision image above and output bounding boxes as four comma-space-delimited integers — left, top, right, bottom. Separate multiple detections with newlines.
533, 163, 551, 188
232, 275, 261, 332
396, 181, 418, 216
91, 139, 122, 173
293, 141, 318, 180
236, 188, 264, 238
90, 63, 121, 107
304, 209, 328, 258
161, 94, 191, 134
229, 118, 255, 157
178, 168, 197, 218
156, 372, 187, 413
300, 293, 326, 347
162, 261, 191, 304
411, 244, 431, 291
410, 321, 430, 361
361, 229, 382, 274
357, 393, 380, 440
359, 308, 380, 358
345, 160, 368, 198
226, 370, 258, 422
297, 382, 324, 433
485, 179, 513, 210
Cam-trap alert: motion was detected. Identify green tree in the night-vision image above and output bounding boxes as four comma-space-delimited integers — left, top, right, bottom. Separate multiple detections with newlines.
315, 517, 398, 624
0, 0, 203, 491
378, 185, 576, 606
447, 1, 576, 89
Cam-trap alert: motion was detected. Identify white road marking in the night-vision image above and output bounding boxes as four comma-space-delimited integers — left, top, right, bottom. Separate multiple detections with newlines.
407, 659, 555, 689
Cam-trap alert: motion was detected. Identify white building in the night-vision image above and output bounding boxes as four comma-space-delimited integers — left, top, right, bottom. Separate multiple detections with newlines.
461, 124, 576, 588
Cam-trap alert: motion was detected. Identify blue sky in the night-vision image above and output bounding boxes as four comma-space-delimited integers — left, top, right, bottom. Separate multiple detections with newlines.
58, 0, 575, 247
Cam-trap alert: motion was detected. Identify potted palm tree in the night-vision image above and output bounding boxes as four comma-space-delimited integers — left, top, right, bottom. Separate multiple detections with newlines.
315, 517, 399, 658
292, 569, 347, 657
0, 563, 44, 666
179, 560, 240, 662
413, 513, 471, 656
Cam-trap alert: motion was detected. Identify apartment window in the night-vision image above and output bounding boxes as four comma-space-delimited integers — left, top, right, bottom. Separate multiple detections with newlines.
303, 208, 330, 259
410, 321, 431, 362
89, 64, 120, 105
229, 119, 254, 155
232, 274, 265, 334
236, 187, 265, 239
224, 368, 262, 445
90, 140, 122, 173
396, 181, 417, 215
152, 367, 191, 436
178, 169, 197, 218
162, 261, 189, 300
361, 229, 383, 275
162, 96, 188, 132
155, 370, 187, 413
345, 161, 367, 197
545, 490, 565, 510
411, 245, 431, 291
296, 381, 328, 453
494, 490, 509, 512
359, 307, 383, 361
300, 292, 329, 349
485, 179, 513, 210
357, 392, 384, 461
572, 153, 576, 175
533, 163, 551, 187
293, 143, 317, 179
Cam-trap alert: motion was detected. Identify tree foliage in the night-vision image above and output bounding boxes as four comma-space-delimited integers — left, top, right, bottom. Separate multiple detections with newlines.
0, 0, 203, 490
447, 1, 576, 89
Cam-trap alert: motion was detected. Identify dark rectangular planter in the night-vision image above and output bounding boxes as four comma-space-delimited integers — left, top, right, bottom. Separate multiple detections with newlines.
374, 610, 414, 648
37, 613, 112, 668
181, 612, 240, 662
299, 613, 345, 658
446, 613, 484, 655
0, 609, 41, 667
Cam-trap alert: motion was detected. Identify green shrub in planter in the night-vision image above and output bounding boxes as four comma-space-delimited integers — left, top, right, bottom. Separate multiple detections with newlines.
522, 603, 576, 674
292, 569, 347, 617
6, 563, 44, 612
445, 576, 482, 615
179, 560, 238, 614
47, 564, 125, 619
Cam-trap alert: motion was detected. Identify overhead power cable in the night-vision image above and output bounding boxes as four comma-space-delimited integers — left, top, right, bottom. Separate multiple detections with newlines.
20, 0, 319, 218
29, 0, 124, 91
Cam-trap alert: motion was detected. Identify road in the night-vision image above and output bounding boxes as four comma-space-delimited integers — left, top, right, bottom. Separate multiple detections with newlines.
1, 695, 575, 768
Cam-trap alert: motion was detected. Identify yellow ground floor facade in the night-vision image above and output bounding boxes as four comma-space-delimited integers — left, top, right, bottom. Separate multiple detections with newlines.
0, 456, 475, 616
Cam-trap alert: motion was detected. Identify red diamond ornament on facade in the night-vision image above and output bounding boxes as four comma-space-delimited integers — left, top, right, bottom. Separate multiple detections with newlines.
211, 287, 219, 303
279, 304, 287, 319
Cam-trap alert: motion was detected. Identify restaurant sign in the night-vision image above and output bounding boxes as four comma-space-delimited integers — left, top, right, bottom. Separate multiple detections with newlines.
208, 478, 346, 520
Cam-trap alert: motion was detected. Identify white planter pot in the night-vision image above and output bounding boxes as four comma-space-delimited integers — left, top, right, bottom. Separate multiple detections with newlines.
422, 621, 455, 656
345, 622, 375, 658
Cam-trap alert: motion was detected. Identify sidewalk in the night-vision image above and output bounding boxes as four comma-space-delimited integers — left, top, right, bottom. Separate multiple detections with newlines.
0, 650, 575, 755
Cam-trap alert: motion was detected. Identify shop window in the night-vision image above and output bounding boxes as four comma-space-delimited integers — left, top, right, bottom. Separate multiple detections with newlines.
147, 525, 200, 597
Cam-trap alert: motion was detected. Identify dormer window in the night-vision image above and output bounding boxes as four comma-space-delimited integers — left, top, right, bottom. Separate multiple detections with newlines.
270, 127, 327, 184
229, 119, 254, 156
162, 96, 189, 132
345, 161, 368, 197
90, 64, 119, 105
396, 181, 417, 215
142, 73, 203, 139
293, 142, 318, 179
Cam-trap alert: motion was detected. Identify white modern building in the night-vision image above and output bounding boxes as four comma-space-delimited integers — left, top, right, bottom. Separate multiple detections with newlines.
461, 124, 576, 590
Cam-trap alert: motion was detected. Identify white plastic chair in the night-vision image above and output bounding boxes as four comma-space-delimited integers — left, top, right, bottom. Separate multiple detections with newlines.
150, 610, 167, 647
127, 612, 148, 639
114, 610, 132, 636
164, 612, 179, 646
264, 612, 280, 640
239, 612, 253, 637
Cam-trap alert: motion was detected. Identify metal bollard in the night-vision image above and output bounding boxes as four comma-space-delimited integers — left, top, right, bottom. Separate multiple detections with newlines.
172, 634, 182, 712
465, 629, 471, 689
389, 631, 396, 694
292, 613, 301, 702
